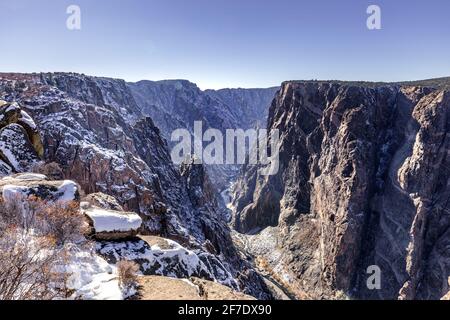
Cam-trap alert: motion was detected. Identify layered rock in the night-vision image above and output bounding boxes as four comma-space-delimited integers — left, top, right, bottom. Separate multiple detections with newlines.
231, 80, 450, 299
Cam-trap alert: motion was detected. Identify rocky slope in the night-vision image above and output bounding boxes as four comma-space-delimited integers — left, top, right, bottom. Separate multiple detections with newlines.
128, 80, 278, 191
231, 79, 450, 300
0, 72, 271, 299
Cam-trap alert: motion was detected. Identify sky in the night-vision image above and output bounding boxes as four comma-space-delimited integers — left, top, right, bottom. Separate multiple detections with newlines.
0, 0, 449, 89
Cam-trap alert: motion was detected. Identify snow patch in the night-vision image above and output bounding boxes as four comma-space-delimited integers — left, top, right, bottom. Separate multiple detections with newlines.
19, 110, 37, 129
2, 184, 29, 201
58, 180, 78, 201
4, 102, 20, 113
84, 208, 142, 233
58, 244, 123, 300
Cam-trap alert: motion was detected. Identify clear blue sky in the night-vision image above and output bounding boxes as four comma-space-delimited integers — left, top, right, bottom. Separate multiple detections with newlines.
0, 0, 449, 89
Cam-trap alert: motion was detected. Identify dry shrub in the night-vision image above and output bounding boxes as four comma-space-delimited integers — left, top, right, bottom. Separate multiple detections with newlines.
0, 196, 24, 230
117, 260, 139, 291
1, 194, 88, 245
31, 161, 64, 180
0, 227, 66, 300
37, 201, 88, 245
0, 191, 88, 300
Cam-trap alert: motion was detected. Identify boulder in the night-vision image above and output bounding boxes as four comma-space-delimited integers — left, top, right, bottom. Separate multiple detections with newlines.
82, 205, 142, 240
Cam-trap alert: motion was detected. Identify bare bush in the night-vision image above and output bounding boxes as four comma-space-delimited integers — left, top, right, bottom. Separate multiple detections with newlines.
117, 260, 139, 292
37, 201, 88, 245
0, 196, 24, 231
31, 161, 64, 180
0, 227, 66, 300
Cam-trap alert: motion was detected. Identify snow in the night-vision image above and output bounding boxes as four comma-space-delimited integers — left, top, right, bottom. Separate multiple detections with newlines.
84, 208, 142, 233
58, 180, 78, 201
19, 110, 37, 129
1, 180, 78, 203
2, 184, 29, 201
4, 102, 20, 113
98, 238, 213, 280
57, 244, 123, 300
0, 144, 20, 171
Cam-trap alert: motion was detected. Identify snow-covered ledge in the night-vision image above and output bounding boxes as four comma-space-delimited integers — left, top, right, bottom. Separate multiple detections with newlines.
81, 202, 142, 240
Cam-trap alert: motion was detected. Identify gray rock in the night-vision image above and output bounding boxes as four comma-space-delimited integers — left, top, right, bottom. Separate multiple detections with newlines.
231, 80, 450, 300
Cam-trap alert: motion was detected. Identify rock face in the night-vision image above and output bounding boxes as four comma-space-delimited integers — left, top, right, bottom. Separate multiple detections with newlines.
0, 72, 271, 299
128, 80, 278, 191
83, 192, 124, 211
205, 87, 278, 130
0, 101, 43, 174
231, 80, 450, 299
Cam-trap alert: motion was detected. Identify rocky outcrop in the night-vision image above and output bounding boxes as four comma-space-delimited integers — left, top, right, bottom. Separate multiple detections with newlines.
0, 173, 79, 202
0, 101, 43, 174
81, 201, 142, 240
181, 157, 219, 213
83, 192, 124, 211
97, 236, 232, 286
231, 80, 450, 300
136, 276, 256, 300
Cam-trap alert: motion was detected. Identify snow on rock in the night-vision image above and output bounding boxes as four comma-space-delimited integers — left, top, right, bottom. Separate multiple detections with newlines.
57, 244, 123, 300
97, 236, 213, 281
0, 124, 40, 172
1, 184, 29, 201
83, 192, 124, 211
0, 177, 79, 202
57, 180, 78, 201
19, 110, 37, 130
83, 207, 142, 234
4, 102, 20, 113
96, 236, 238, 290
0, 159, 12, 176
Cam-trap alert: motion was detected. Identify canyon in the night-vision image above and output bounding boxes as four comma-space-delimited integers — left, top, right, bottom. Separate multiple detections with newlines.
1, 72, 450, 300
